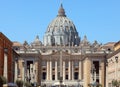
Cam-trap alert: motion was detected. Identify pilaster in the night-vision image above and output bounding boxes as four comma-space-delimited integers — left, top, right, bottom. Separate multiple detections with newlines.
55, 61, 58, 80
79, 61, 82, 80
72, 61, 74, 80
68, 61, 71, 80
63, 61, 65, 80
50, 61, 52, 80
3, 53, 8, 80
47, 61, 50, 80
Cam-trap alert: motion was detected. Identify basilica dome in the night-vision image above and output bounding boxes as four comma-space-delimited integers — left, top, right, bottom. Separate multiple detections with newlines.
44, 4, 80, 46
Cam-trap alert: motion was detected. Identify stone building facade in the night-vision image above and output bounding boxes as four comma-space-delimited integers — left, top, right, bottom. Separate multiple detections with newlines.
14, 41, 109, 87
106, 41, 120, 87
13, 42, 42, 86
13, 4, 116, 87
0, 32, 18, 83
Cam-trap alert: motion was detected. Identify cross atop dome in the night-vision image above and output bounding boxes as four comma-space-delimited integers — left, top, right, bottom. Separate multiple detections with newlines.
57, 4, 66, 17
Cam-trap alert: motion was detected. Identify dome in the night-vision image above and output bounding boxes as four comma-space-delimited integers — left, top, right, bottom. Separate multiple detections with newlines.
44, 4, 80, 46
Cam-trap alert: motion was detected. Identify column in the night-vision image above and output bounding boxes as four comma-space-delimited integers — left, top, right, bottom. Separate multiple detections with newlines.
3, 53, 8, 80
60, 51, 63, 77
14, 60, 18, 82
63, 61, 65, 80
72, 61, 74, 80
106, 65, 108, 87
100, 62, 105, 87
47, 61, 50, 80
55, 61, 58, 80
50, 61, 52, 80
68, 61, 71, 80
99, 61, 102, 84
79, 61, 82, 80
22, 61, 25, 82
83, 58, 91, 87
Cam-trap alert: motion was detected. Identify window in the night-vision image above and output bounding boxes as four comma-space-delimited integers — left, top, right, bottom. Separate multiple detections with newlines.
42, 72, 46, 80
74, 61, 79, 67
42, 61, 47, 66
93, 61, 99, 74
52, 61, 55, 67
65, 61, 68, 67
74, 72, 78, 80
66, 75, 68, 80
52, 75, 55, 80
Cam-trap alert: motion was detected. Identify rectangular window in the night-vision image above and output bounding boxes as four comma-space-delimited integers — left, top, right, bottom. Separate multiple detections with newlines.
74, 72, 78, 80
74, 61, 79, 67
52, 75, 55, 80
42, 61, 47, 66
65, 61, 68, 67
42, 72, 46, 80
65, 75, 68, 80
93, 61, 99, 74
52, 61, 55, 67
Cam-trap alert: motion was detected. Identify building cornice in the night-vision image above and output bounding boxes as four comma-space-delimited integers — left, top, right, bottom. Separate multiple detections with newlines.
107, 48, 120, 58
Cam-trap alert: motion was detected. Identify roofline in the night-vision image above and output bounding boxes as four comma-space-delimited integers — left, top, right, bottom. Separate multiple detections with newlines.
114, 40, 120, 47
0, 32, 13, 45
107, 48, 120, 58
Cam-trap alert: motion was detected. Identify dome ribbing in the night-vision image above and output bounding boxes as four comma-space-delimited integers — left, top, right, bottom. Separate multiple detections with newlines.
44, 4, 80, 46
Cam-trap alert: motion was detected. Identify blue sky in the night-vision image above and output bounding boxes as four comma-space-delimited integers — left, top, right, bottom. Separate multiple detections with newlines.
0, 0, 120, 44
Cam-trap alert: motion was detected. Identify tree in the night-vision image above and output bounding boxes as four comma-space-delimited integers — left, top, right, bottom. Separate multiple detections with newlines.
16, 80, 23, 87
112, 79, 119, 87
24, 82, 32, 87
0, 76, 7, 87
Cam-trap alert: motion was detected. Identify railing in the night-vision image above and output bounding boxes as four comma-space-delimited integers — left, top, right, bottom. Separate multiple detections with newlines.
41, 80, 84, 86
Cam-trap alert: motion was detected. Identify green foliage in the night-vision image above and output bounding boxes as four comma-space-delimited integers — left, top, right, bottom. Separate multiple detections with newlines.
118, 80, 120, 86
97, 84, 102, 87
24, 82, 32, 87
16, 79, 23, 87
112, 79, 120, 87
0, 76, 7, 86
